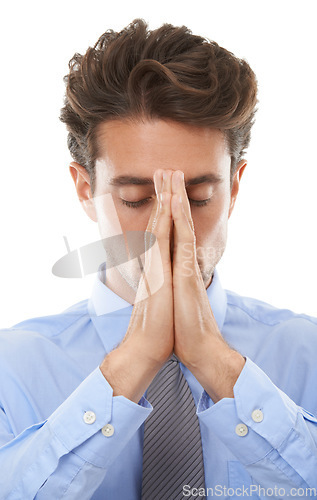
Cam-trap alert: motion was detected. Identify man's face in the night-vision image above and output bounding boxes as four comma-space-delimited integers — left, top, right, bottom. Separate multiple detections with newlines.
78, 119, 245, 294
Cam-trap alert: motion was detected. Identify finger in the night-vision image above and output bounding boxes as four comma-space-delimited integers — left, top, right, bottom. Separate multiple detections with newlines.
148, 170, 172, 240
153, 169, 163, 199
145, 168, 169, 234
144, 171, 172, 278
154, 170, 173, 261
162, 169, 173, 198
136, 171, 163, 302
171, 170, 194, 232
171, 193, 195, 244
146, 172, 161, 234
171, 192, 199, 282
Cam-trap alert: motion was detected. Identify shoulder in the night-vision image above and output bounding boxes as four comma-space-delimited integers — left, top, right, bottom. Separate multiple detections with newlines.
225, 288, 317, 330
224, 288, 317, 384
0, 298, 90, 350
224, 289, 317, 409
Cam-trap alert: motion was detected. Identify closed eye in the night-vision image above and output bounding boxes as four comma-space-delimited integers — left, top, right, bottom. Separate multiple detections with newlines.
120, 197, 211, 208
120, 198, 152, 208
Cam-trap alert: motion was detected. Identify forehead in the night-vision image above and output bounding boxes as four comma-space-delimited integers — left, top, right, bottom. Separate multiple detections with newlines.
95, 118, 230, 182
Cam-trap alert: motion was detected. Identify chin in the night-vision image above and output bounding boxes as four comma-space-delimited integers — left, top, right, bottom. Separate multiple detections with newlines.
201, 272, 213, 287
198, 262, 215, 287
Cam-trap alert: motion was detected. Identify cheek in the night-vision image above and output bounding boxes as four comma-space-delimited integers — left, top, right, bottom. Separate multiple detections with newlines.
194, 211, 229, 269
93, 192, 123, 239
193, 199, 229, 249
115, 204, 152, 233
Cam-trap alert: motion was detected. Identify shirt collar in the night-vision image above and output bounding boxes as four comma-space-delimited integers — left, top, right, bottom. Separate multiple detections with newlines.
88, 262, 227, 353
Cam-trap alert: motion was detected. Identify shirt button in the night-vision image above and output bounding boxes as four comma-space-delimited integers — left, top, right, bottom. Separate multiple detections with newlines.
83, 411, 96, 424
101, 424, 114, 437
251, 409, 264, 422
235, 423, 248, 437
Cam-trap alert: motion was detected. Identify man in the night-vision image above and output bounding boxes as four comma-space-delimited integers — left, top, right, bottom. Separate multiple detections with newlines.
0, 17, 317, 500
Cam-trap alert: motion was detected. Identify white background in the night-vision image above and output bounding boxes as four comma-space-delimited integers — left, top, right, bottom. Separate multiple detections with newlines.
1, 0, 316, 327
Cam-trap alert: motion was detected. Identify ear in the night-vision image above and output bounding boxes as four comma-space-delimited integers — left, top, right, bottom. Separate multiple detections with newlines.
228, 160, 247, 219
69, 162, 97, 222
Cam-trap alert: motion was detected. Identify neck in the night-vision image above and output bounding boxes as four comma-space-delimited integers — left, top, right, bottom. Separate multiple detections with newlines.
104, 266, 214, 303
104, 267, 138, 305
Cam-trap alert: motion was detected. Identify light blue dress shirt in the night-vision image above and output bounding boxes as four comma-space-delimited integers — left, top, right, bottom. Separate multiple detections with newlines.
0, 266, 317, 499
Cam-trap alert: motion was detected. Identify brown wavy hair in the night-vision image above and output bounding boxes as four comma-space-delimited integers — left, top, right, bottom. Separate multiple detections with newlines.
60, 18, 258, 195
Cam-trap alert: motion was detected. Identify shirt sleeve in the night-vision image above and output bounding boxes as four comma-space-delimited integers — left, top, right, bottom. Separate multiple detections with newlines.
197, 357, 317, 491
0, 366, 152, 500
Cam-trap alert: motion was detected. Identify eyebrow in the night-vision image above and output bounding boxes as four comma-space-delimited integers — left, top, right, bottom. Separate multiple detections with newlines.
108, 173, 223, 187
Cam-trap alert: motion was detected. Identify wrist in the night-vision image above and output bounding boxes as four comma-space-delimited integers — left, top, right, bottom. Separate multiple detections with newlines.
100, 340, 164, 403
187, 341, 245, 403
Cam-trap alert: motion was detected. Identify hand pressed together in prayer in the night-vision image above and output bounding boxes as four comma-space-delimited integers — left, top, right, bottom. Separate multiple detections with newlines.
100, 169, 245, 404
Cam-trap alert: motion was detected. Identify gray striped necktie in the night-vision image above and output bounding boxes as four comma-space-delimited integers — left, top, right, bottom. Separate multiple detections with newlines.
141, 354, 205, 500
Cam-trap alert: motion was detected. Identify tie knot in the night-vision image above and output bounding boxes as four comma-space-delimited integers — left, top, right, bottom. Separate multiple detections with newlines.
170, 353, 179, 364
